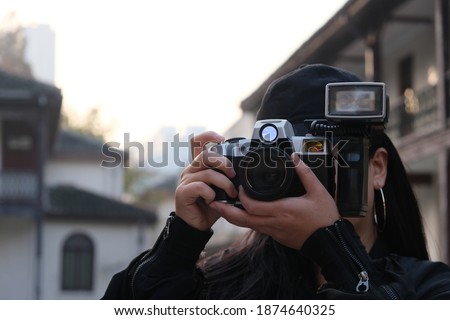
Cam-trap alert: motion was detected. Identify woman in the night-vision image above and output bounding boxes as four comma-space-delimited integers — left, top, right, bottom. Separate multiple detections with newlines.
103, 64, 450, 299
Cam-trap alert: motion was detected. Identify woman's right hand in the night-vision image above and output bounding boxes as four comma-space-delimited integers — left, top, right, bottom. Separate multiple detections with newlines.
175, 131, 238, 231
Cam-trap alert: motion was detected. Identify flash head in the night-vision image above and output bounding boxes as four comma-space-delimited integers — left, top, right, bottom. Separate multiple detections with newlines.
325, 82, 388, 124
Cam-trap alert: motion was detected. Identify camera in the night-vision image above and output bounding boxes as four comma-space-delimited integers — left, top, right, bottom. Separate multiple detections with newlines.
209, 82, 388, 217
209, 120, 333, 203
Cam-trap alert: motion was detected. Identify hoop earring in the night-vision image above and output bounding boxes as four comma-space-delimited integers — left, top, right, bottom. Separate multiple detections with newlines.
373, 188, 386, 233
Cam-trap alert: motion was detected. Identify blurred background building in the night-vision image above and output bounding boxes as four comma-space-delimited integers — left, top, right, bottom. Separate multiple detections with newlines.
0, 18, 158, 299
23, 24, 55, 85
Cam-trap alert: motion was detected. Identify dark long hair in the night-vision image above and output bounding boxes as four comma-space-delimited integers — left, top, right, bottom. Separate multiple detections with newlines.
201, 232, 316, 299
369, 131, 429, 260
200, 131, 429, 299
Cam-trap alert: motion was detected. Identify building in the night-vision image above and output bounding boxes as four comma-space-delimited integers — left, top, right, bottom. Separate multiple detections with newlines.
24, 24, 56, 85
231, 0, 450, 263
0, 70, 158, 299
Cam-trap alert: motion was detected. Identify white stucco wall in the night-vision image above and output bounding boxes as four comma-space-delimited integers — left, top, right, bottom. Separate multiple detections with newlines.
45, 159, 123, 199
41, 220, 158, 300
0, 216, 159, 300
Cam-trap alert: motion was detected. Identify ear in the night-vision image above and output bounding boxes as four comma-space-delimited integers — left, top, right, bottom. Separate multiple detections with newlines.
371, 147, 388, 190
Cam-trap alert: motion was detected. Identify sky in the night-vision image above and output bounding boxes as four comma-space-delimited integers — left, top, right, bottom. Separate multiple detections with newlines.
1, 0, 348, 143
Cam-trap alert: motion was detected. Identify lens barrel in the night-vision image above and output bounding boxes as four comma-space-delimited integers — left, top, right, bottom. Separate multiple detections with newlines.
238, 146, 299, 201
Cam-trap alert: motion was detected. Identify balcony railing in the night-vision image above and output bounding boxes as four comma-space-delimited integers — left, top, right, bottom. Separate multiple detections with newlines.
386, 85, 439, 139
0, 171, 38, 202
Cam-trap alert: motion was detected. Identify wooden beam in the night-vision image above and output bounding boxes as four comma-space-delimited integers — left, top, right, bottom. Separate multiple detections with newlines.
389, 15, 434, 24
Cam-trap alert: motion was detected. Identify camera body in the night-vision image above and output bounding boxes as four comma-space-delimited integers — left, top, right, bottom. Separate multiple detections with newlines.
210, 120, 334, 204
210, 82, 388, 217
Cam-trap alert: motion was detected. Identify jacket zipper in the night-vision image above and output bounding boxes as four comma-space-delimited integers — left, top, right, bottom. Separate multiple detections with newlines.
326, 222, 370, 293
326, 221, 400, 298
129, 213, 175, 298
381, 284, 399, 299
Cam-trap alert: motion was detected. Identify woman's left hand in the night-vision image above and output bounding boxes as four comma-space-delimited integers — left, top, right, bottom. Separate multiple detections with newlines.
209, 153, 340, 249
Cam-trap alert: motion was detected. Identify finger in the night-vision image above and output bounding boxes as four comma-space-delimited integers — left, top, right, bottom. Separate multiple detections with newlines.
238, 185, 294, 215
209, 201, 272, 230
190, 131, 224, 161
292, 153, 326, 195
188, 150, 235, 178
177, 181, 217, 205
181, 169, 238, 199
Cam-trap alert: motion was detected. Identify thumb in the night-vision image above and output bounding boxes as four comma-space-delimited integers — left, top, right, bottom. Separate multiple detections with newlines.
292, 153, 324, 195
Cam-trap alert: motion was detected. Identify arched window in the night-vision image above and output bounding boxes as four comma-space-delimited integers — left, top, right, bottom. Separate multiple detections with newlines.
61, 233, 94, 290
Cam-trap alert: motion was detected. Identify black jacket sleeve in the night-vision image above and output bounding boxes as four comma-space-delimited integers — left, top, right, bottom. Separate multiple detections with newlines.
301, 219, 450, 299
102, 213, 212, 299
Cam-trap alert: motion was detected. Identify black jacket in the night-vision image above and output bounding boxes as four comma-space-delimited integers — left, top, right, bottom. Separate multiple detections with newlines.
102, 213, 450, 299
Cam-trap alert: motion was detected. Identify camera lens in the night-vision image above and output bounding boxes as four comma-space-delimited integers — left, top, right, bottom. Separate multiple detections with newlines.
239, 147, 295, 201
248, 158, 285, 189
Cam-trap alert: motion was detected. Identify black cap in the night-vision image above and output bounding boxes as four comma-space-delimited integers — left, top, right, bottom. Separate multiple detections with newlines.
256, 64, 361, 134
